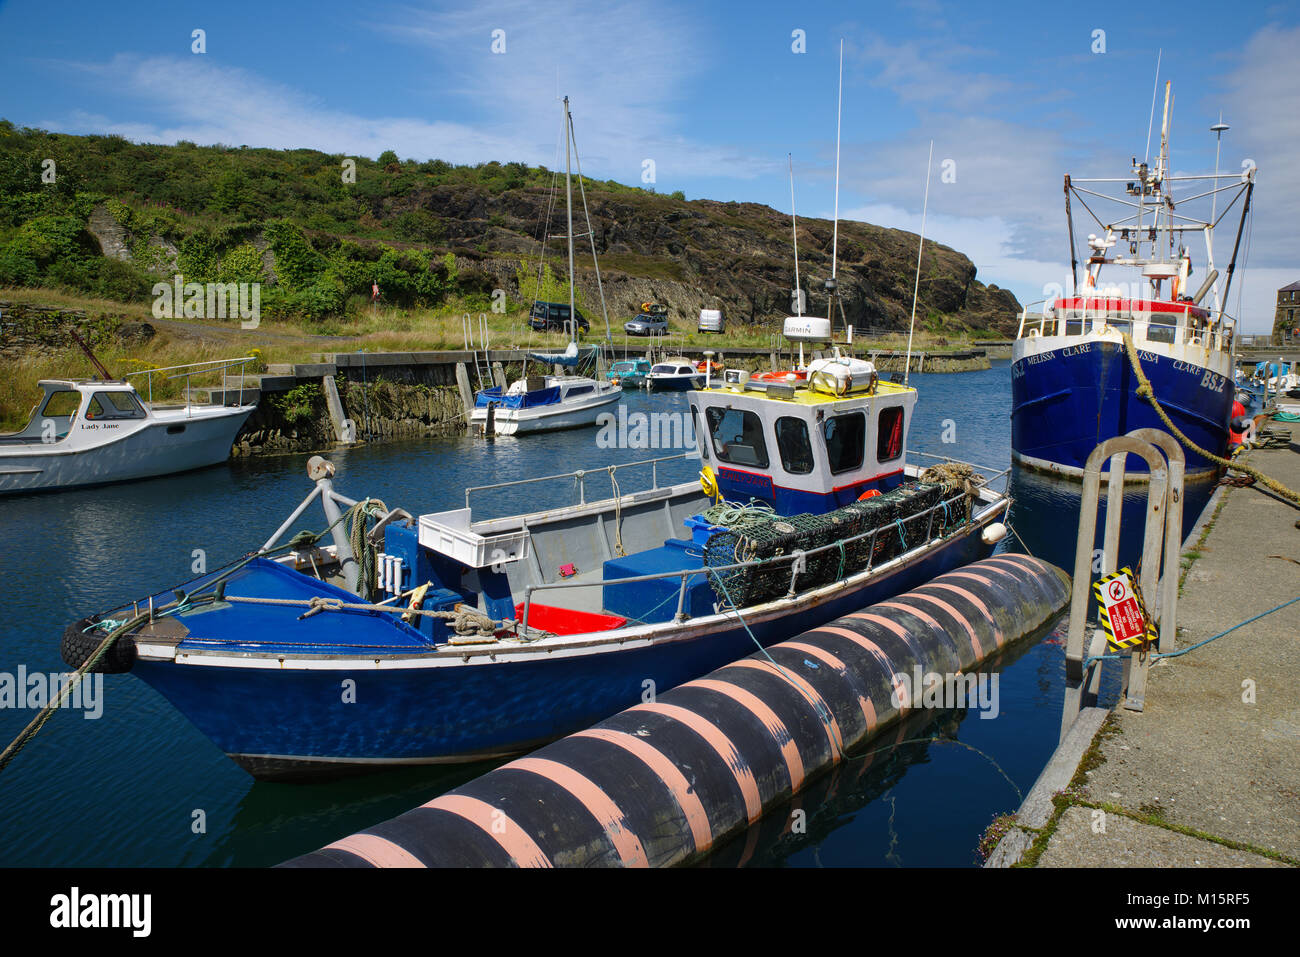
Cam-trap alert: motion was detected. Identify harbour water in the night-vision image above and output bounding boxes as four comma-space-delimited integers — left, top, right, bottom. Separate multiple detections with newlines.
0, 359, 1214, 866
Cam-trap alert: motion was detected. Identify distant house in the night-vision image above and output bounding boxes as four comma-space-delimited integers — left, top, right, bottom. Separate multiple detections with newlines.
1274, 281, 1300, 343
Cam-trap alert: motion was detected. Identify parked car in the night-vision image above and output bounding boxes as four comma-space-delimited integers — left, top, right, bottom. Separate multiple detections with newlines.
698, 307, 725, 333
624, 311, 669, 336
529, 301, 589, 333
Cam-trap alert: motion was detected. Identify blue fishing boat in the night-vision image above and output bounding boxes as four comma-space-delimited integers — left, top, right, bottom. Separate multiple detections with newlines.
1011, 82, 1254, 481
65, 334, 1010, 779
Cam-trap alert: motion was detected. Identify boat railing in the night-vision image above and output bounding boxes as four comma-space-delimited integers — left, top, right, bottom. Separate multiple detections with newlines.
909, 451, 1011, 493
1016, 301, 1236, 355
125, 356, 257, 416
518, 483, 998, 632
465, 451, 697, 512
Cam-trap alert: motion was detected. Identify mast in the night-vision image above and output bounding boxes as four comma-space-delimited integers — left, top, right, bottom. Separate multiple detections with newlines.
568, 106, 613, 343
903, 141, 933, 387
789, 153, 802, 317
828, 38, 843, 334
564, 96, 576, 343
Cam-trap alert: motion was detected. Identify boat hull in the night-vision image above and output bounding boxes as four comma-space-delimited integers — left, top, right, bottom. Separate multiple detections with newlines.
1011, 337, 1232, 479
130, 508, 1002, 778
471, 388, 622, 435
0, 407, 253, 495
647, 375, 703, 392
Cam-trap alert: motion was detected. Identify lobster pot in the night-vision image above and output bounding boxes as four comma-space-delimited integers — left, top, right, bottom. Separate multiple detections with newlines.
703, 482, 963, 608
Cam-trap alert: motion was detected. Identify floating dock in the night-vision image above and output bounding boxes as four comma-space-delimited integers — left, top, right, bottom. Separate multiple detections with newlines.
284, 554, 1070, 868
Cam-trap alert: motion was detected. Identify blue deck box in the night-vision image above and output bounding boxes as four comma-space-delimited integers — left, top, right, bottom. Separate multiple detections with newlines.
602, 540, 715, 624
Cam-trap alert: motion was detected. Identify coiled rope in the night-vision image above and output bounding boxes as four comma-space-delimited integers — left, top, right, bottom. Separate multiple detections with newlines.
1120, 333, 1300, 508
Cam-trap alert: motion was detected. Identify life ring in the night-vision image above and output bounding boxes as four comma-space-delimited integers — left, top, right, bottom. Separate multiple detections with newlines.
699, 465, 719, 501
857, 488, 881, 501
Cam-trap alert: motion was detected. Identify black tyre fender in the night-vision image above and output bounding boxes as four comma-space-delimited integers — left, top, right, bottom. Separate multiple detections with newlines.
61, 618, 137, 674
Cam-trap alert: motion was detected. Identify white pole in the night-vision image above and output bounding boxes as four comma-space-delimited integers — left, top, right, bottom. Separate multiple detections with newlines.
789, 153, 802, 317
904, 141, 933, 387
564, 96, 576, 344
831, 38, 843, 282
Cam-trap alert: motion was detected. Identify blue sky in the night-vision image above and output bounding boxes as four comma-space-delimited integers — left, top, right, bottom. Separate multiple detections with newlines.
1, 0, 1297, 330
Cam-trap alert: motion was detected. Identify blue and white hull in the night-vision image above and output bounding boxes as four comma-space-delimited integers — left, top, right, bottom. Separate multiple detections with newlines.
126, 493, 1001, 779
1012, 322, 1234, 480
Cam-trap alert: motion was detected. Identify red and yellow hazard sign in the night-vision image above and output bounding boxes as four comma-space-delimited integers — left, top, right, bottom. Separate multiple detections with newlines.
1094, 567, 1157, 651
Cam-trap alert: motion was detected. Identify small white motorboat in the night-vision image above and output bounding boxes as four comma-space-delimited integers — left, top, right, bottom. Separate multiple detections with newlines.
0, 360, 256, 495
646, 358, 705, 391
471, 372, 621, 435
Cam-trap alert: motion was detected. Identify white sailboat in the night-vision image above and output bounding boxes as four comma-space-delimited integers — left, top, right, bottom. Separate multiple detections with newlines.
471, 96, 620, 436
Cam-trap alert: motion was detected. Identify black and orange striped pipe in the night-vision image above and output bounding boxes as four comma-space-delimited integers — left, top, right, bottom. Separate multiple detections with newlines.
283, 554, 1070, 868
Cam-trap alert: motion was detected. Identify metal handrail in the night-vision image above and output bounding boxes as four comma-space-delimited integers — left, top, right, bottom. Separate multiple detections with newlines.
465, 451, 696, 509
1015, 303, 1235, 354
519, 484, 1000, 631
126, 356, 257, 410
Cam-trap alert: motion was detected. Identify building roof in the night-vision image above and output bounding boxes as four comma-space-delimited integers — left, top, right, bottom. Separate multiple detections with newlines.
1280, 281, 1300, 292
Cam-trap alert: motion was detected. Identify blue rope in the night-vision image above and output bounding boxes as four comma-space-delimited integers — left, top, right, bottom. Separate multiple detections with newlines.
1081, 595, 1300, 671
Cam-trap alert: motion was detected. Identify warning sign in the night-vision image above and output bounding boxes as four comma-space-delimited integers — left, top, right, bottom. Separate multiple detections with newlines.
1094, 567, 1156, 651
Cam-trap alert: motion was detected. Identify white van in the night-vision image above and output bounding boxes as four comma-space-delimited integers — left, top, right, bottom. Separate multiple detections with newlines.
698, 308, 725, 333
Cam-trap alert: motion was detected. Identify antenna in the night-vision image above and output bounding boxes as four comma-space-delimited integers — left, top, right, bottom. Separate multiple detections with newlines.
1144, 49, 1162, 165
789, 153, 802, 318
827, 38, 844, 338
831, 38, 843, 281
903, 141, 933, 387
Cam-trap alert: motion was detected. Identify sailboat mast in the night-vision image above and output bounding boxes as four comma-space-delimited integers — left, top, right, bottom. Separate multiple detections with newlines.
904, 141, 933, 387
564, 96, 576, 342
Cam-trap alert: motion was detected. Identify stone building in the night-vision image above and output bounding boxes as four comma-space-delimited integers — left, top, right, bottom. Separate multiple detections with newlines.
1274, 281, 1300, 343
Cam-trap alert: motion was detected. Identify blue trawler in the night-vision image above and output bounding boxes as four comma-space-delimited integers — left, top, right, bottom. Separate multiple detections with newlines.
64, 332, 1010, 779
1011, 82, 1255, 481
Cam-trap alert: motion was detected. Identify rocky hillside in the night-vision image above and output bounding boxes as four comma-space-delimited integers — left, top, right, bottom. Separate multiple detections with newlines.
0, 122, 1020, 334
407, 186, 1020, 335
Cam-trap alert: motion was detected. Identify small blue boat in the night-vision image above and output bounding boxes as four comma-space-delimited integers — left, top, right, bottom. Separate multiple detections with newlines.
606, 358, 652, 388
67, 353, 1010, 780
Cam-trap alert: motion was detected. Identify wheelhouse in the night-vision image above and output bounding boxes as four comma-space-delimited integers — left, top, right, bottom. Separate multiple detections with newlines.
687, 368, 917, 516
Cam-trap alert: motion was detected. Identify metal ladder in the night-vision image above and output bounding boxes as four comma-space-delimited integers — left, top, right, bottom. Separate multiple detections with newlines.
1061, 428, 1184, 741
463, 313, 494, 390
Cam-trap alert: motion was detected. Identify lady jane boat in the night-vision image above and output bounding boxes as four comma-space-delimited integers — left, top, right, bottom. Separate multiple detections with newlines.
64, 317, 1009, 779
1012, 82, 1254, 480
0, 352, 256, 495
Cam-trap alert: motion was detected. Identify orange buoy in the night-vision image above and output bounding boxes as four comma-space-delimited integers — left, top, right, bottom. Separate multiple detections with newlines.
857, 488, 881, 501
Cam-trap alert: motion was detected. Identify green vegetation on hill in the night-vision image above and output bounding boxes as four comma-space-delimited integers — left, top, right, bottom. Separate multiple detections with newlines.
0, 118, 1021, 334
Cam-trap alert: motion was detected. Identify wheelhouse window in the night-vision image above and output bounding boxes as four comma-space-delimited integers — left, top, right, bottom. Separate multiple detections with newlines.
877, 406, 905, 463
823, 410, 865, 474
775, 416, 813, 474
705, 407, 769, 468
691, 407, 708, 460
86, 392, 146, 420
41, 390, 81, 418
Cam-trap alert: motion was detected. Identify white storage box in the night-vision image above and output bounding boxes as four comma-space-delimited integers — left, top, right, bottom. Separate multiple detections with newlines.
418, 509, 531, 568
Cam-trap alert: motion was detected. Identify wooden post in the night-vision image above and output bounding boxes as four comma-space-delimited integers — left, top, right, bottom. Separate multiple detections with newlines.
454, 362, 474, 416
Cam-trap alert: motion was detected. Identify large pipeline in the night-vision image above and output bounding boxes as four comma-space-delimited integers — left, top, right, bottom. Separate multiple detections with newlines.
284, 554, 1070, 868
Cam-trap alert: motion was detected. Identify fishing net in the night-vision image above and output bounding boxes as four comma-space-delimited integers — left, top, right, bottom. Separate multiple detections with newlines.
703, 480, 973, 607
